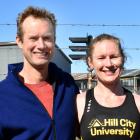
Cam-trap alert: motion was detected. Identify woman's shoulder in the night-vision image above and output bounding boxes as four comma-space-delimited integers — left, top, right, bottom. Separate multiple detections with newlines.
76, 90, 87, 122
77, 90, 87, 110
77, 90, 86, 98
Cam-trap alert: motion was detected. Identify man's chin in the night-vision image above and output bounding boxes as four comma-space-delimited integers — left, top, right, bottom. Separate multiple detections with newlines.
32, 62, 49, 70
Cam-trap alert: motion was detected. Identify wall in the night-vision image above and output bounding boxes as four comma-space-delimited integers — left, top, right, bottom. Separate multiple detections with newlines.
0, 46, 22, 80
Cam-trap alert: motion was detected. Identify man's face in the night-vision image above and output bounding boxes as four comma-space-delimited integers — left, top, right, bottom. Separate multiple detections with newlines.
17, 16, 55, 69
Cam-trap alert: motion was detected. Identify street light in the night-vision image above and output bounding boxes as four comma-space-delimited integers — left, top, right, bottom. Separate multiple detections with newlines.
69, 35, 93, 89
69, 35, 92, 59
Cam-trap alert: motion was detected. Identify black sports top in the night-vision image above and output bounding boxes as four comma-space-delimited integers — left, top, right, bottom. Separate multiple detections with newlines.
80, 88, 140, 140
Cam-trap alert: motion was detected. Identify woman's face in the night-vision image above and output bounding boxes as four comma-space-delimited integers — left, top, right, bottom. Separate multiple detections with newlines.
88, 39, 123, 85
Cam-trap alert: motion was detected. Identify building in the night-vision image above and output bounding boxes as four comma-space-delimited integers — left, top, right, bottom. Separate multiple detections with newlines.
72, 69, 140, 94
121, 69, 140, 93
72, 72, 96, 92
0, 42, 72, 80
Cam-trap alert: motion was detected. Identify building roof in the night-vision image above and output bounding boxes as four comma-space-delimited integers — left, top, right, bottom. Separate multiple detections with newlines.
0, 41, 16, 46
72, 73, 88, 80
72, 72, 96, 80
121, 69, 140, 78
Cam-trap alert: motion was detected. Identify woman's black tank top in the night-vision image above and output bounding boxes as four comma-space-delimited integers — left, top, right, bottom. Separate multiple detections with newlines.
80, 88, 140, 140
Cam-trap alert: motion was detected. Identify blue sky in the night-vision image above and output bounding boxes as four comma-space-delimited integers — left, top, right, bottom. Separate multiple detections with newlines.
0, 0, 140, 73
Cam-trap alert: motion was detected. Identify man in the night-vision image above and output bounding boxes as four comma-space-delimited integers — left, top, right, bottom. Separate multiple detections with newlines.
0, 6, 79, 140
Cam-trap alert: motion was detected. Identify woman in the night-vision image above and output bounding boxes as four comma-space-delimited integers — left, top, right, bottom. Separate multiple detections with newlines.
77, 33, 140, 140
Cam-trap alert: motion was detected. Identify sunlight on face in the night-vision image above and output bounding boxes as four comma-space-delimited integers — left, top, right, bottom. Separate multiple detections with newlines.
19, 16, 55, 69
88, 39, 123, 85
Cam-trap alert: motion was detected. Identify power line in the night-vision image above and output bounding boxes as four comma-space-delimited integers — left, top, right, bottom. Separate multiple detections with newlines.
0, 24, 16, 26
58, 47, 140, 50
1, 23, 140, 27
57, 24, 140, 27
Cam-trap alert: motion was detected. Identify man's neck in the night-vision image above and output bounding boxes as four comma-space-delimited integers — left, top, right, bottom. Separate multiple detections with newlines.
19, 63, 49, 84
